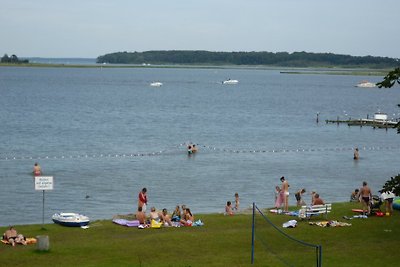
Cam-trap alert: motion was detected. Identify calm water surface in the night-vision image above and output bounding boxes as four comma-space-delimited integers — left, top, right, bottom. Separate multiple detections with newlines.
0, 66, 399, 226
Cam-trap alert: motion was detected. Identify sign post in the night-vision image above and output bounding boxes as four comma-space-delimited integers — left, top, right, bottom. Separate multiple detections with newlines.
35, 176, 54, 229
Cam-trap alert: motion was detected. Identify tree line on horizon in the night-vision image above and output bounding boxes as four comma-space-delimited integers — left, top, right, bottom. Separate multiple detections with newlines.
1, 54, 29, 64
97, 50, 399, 68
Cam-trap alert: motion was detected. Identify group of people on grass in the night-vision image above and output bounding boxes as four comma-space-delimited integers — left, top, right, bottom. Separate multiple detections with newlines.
225, 192, 240, 216
274, 176, 326, 212
350, 181, 395, 216
136, 188, 195, 227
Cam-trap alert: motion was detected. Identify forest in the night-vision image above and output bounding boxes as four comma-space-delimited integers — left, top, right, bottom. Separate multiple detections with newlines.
97, 50, 399, 68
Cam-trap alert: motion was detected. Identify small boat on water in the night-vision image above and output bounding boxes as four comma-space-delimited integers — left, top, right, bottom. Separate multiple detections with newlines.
52, 212, 90, 227
355, 80, 376, 88
222, 79, 239, 85
150, 82, 163, 87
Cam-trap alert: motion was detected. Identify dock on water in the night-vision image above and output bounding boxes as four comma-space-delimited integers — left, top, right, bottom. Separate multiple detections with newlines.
325, 113, 400, 130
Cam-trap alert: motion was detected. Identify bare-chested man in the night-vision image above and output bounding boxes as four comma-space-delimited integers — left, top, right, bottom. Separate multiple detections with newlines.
3, 226, 26, 246
359, 181, 372, 215
136, 206, 147, 225
280, 176, 289, 212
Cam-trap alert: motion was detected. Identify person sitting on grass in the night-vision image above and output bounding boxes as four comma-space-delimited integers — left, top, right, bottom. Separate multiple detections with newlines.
225, 201, 234, 216
312, 193, 325, 205
149, 207, 161, 222
2, 226, 27, 246
350, 189, 360, 202
171, 205, 181, 222
180, 208, 194, 226
160, 208, 173, 226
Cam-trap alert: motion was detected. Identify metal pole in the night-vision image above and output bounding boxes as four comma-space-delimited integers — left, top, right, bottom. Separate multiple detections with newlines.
42, 190, 45, 229
318, 245, 322, 267
251, 202, 255, 264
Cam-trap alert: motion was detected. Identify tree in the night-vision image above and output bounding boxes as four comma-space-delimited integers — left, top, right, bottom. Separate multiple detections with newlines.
1, 54, 10, 63
380, 174, 400, 196
376, 67, 400, 88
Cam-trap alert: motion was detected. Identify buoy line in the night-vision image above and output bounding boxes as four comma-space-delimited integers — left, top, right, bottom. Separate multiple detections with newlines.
0, 143, 399, 161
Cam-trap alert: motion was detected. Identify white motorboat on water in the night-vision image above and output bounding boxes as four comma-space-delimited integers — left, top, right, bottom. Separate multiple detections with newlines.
222, 79, 239, 85
355, 80, 376, 88
52, 212, 90, 227
150, 82, 163, 87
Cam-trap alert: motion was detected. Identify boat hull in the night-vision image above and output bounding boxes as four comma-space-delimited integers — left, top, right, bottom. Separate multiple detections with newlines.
222, 79, 238, 85
52, 213, 90, 227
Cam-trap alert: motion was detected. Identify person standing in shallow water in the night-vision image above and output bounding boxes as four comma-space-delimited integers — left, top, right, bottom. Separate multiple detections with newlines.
353, 147, 359, 160
33, 162, 41, 176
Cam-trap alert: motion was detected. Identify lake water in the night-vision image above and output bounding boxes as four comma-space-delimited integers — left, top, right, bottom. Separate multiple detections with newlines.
0, 66, 399, 226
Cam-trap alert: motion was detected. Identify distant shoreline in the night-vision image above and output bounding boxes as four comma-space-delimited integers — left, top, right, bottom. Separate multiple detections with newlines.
0, 62, 390, 76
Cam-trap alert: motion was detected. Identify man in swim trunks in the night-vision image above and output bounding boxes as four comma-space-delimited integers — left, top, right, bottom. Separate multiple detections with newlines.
3, 226, 26, 246
136, 206, 147, 225
280, 176, 289, 212
359, 181, 372, 215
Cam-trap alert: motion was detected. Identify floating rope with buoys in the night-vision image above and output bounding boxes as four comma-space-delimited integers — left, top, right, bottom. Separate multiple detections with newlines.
0, 143, 399, 161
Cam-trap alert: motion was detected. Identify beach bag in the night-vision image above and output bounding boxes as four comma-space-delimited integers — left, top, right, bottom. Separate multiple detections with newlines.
375, 211, 384, 217
150, 219, 162, 229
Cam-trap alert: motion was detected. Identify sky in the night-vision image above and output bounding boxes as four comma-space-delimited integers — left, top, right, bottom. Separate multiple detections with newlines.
1, 0, 399, 59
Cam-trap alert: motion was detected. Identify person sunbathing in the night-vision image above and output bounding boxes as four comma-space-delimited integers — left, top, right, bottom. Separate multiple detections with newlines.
3, 226, 27, 246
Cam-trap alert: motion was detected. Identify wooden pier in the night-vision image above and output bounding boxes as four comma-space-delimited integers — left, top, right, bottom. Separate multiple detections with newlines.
325, 118, 400, 129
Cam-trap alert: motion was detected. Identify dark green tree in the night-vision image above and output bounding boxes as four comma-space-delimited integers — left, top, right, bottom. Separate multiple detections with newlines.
1, 54, 10, 63
380, 174, 400, 196
376, 67, 400, 88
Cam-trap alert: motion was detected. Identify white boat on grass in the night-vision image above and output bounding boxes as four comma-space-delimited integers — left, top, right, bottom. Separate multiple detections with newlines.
52, 213, 90, 227
355, 80, 376, 88
150, 82, 163, 87
222, 79, 239, 85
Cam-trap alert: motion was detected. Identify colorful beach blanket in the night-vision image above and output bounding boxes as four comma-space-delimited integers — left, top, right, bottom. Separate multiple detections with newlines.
309, 221, 351, 227
1, 237, 37, 245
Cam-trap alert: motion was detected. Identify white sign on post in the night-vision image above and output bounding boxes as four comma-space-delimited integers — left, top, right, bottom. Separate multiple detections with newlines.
35, 176, 54, 191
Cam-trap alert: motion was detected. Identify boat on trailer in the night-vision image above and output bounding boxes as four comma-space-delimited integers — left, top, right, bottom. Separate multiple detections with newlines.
52, 212, 90, 227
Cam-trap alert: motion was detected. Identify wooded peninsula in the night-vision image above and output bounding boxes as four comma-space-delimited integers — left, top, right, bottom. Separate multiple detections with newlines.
97, 50, 399, 68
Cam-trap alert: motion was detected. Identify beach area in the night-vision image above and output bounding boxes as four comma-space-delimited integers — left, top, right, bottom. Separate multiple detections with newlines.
1, 66, 399, 228
1, 201, 399, 266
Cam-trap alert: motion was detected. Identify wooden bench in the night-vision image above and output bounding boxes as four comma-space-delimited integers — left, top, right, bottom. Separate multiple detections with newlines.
299, 204, 332, 220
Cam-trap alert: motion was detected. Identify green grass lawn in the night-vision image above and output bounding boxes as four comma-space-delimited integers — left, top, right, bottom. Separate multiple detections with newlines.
1, 202, 399, 267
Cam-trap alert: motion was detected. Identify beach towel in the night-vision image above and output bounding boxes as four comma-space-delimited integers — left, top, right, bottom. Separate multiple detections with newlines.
1, 237, 37, 245
309, 221, 351, 227
112, 218, 140, 227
